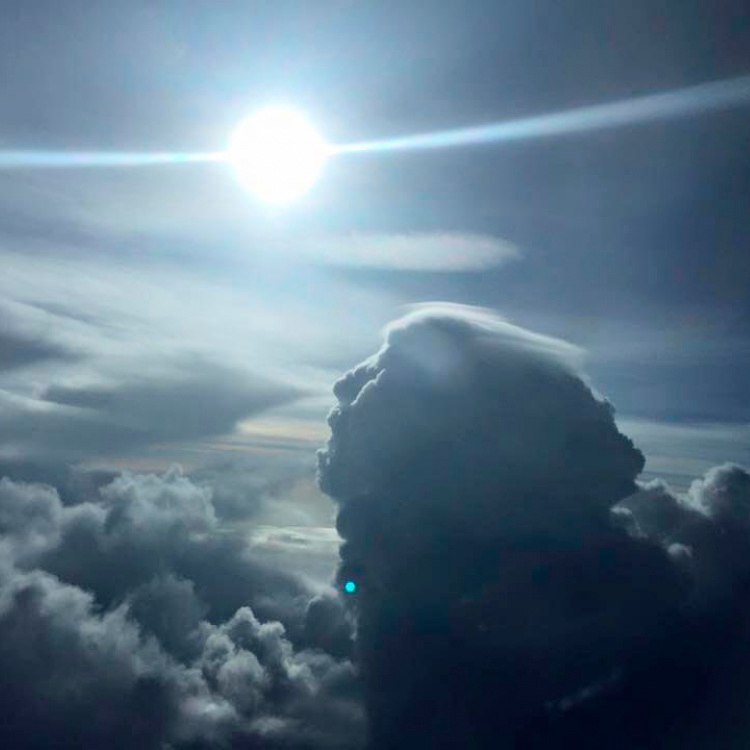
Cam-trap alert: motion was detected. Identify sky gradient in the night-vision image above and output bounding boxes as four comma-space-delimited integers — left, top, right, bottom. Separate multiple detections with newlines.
2, 1, 749, 490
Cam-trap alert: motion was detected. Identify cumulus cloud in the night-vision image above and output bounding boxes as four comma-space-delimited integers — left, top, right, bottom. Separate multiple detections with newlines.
15, 466, 310, 632
320, 304, 638, 537
190, 452, 330, 523
0, 468, 363, 749
318, 304, 750, 748
617, 463, 750, 605
688, 463, 750, 527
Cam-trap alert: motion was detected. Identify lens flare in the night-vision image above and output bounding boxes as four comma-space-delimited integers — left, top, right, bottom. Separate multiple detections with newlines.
0, 74, 746, 202
336, 74, 750, 155
0, 151, 223, 169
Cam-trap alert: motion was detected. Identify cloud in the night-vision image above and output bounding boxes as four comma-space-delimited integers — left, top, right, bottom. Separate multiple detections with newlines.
617, 463, 750, 595
687, 463, 750, 528
0, 170, 519, 274
0, 235, 398, 469
317, 304, 750, 748
0, 361, 301, 465
21, 467, 306, 629
0, 558, 215, 749
0, 476, 63, 563
616, 417, 750, 492
41, 362, 295, 437
291, 232, 520, 272
3, 301, 749, 749
0, 323, 77, 372
0, 468, 363, 749
190, 451, 330, 523
319, 303, 633, 529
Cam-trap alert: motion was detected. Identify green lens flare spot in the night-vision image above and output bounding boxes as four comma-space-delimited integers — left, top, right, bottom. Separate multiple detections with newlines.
344, 580, 357, 594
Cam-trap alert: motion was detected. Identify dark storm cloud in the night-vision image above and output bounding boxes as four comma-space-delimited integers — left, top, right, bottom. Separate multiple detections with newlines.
303, 592, 354, 661
318, 305, 750, 748
617, 464, 750, 599
320, 304, 642, 536
24, 467, 306, 630
0, 468, 363, 750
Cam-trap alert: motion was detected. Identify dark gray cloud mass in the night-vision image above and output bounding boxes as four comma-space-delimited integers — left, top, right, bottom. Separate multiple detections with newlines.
318, 304, 750, 748
0, 469, 362, 750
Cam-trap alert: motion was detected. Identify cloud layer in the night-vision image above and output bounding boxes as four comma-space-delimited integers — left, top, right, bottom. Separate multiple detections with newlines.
0, 468, 362, 749
2, 302, 749, 749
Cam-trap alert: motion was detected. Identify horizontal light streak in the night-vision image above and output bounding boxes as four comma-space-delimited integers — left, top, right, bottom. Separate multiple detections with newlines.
2, 74, 748, 171
0, 150, 225, 170
336, 74, 750, 154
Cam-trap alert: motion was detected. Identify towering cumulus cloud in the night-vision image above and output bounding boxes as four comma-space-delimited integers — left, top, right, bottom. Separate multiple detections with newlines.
318, 304, 750, 748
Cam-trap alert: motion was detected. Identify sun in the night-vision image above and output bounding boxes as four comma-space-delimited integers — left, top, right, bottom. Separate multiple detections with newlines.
227, 106, 330, 204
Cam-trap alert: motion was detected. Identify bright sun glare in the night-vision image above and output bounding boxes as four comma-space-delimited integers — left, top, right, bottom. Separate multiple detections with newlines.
228, 107, 329, 204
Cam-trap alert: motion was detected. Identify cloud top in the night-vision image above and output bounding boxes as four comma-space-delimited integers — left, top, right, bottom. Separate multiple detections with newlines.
320, 303, 639, 540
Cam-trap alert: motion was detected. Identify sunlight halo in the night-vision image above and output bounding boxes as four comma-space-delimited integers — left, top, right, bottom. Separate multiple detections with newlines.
227, 107, 330, 204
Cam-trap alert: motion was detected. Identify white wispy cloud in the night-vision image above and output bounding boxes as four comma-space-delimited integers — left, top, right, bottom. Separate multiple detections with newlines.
290, 232, 520, 271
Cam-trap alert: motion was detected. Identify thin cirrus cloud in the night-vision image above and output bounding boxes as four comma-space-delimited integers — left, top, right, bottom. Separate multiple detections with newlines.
0, 150, 521, 274
0, 249, 320, 467
290, 232, 520, 272
0, 174, 520, 273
